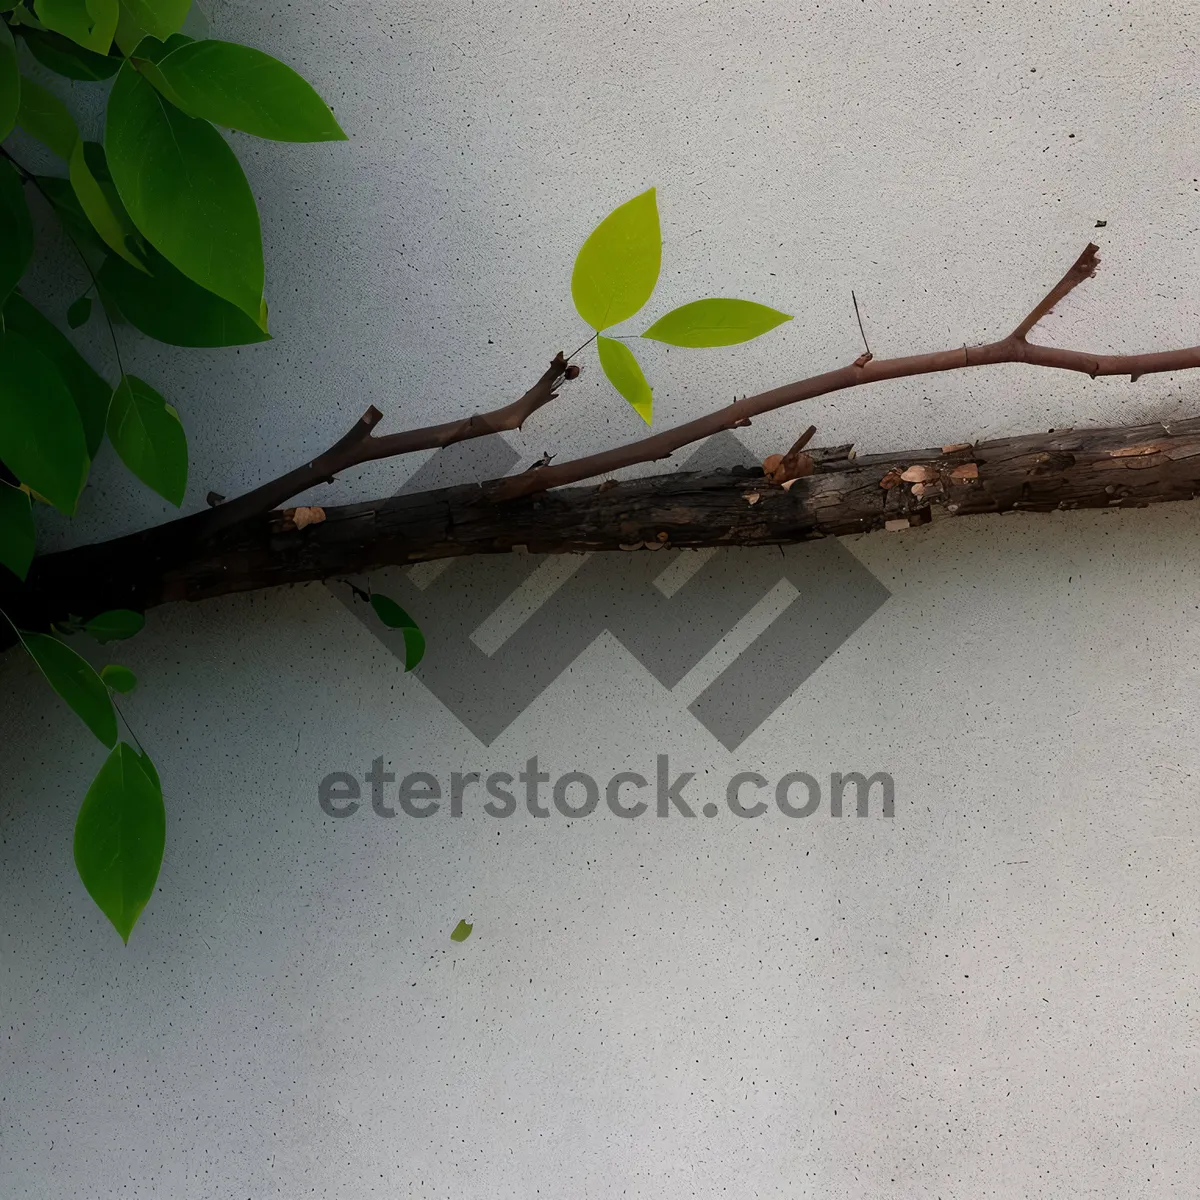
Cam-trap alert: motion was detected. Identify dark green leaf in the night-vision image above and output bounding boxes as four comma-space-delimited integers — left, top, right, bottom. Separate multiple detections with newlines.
100, 663, 137, 692
369, 592, 425, 671
450, 919, 473, 943
21, 629, 117, 746
106, 62, 264, 319
0, 157, 33, 298
0, 481, 35, 580
0, 20, 18, 141
70, 139, 147, 271
22, 27, 121, 79
67, 293, 92, 327
642, 298, 793, 347
74, 742, 165, 943
107, 374, 187, 505
3, 292, 111, 456
152, 39, 346, 141
98, 244, 270, 346
596, 335, 652, 424
119, 0, 189, 41
36, 173, 109, 259
0, 330, 90, 513
34, 0, 118, 53
571, 188, 661, 331
17, 75, 79, 158
85, 608, 144, 642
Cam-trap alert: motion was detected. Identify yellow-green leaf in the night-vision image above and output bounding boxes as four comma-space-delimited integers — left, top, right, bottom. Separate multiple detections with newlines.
70, 139, 147, 271
85, 609, 144, 642
100, 663, 137, 693
3, 291, 111, 457
118, 0, 189, 42
0, 330, 90, 515
34, 0, 119, 54
0, 158, 33, 298
105, 62, 264, 319
571, 188, 661, 331
153, 39, 346, 142
596, 335, 652, 425
0, 21, 19, 142
642, 297, 792, 347
21, 630, 117, 746
369, 592, 425, 671
74, 742, 165, 943
450, 919, 473, 942
107, 374, 188, 506
0, 481, 35, 580
17, 76, 79, 158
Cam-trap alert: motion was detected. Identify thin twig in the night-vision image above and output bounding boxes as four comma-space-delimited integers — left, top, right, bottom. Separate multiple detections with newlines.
851, 290, 871, 358
481, 243, 1188, 502
199, 351, 571, 533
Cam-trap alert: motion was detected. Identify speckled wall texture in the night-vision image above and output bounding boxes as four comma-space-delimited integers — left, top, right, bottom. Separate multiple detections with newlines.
3, 1, 1200, 1196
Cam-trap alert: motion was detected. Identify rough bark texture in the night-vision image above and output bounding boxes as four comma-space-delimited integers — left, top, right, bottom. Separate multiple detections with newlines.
4, 415, 1200, 639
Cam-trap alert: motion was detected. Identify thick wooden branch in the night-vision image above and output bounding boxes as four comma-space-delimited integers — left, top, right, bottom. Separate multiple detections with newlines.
6, 414, 1200, 636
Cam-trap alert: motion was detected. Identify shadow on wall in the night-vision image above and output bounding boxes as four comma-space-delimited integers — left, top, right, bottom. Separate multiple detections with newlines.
333, 432, 891, 748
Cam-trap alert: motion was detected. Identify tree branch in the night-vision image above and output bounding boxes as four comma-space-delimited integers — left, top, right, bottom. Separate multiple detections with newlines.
199, 351, 570, 533
483, 243, 1196, 502
5, 414, 1200, 634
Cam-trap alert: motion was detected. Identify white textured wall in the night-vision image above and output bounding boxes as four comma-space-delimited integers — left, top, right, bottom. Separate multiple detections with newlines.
4, 1, 1200, 1195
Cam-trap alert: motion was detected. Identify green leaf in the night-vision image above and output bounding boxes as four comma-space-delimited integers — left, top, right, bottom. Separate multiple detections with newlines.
571, 188, 661, 331
596, 335, 652, 425
98, 244, 271, 346
106, 62, 264, 319
450, 919, 473, 943
74, 742, 165, 943
17, 75, 79, 158
3, 292, 111, 456
0, 330, 90, 514
119, 0, 189, 41
641, 298, 793, 348
0, 157, 33, 299
34, 0, 119, 53
67, 293, 92, 327
21, 630, 117, 746
70, 139, 147, 271
36, 174, 109, 259
369, 592, 425, 671
100, 663, 137, 692
22, 27, 121, 79
107, 375, 187, 505
0, 20, 19, 141
85, 608, 144, 642
0, 481, 35, 580
150, 39, 346, 141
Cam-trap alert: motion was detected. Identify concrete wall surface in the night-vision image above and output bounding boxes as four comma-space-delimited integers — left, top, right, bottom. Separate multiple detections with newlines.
2, 0, 1200, 1196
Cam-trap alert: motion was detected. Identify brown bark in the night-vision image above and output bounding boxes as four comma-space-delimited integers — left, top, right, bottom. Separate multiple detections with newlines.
4, 414, 1199, 638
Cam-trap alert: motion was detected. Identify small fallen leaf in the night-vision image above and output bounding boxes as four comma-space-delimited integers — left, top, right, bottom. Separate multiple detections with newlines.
745, 492, 761, 505
450, 919, 473, 942
761, 453, 784, 478
949, 463, 980, 480
941, 442, 972, 454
